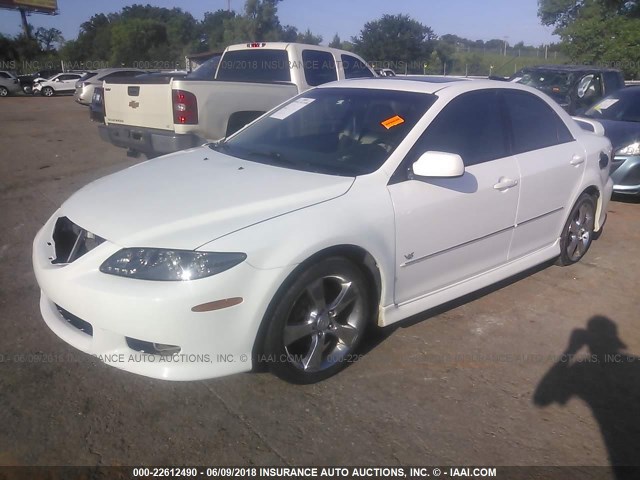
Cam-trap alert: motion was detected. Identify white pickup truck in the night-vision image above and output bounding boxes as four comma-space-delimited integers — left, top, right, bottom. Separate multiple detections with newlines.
98, 42, 375, 157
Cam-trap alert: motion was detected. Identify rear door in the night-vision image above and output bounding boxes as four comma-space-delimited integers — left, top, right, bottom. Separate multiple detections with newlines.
504, 89, 585, 260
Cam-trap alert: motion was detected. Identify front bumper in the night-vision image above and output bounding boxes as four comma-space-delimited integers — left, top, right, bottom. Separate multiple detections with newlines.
98, 124, 203, 158
32, 213, 287, 381
610, 154, 640, 196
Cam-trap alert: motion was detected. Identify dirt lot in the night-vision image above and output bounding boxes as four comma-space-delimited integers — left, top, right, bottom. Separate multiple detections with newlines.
0, 96, 639, 475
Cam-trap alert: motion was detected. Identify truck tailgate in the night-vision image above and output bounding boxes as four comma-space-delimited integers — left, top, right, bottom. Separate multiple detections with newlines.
103, 80, 174, 131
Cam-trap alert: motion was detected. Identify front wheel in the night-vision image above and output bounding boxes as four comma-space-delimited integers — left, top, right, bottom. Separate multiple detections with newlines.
557, 193, 596, 266
264, 257, 371, 384
0, 87, 8, 97
42, 87, 54, 97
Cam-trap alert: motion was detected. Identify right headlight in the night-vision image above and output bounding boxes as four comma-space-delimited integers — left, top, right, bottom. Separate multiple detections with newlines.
99, 248, 247, 281
616, 142, 640, 156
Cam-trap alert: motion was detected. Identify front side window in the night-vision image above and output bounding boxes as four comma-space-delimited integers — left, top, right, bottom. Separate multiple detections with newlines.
216, 88, 436, 176
302, 50, 337, 87
503, 90, 573, 154
406, 90, 508, 168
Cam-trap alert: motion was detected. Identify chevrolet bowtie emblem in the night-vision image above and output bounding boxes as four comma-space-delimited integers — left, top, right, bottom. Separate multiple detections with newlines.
128, 100, 140, 109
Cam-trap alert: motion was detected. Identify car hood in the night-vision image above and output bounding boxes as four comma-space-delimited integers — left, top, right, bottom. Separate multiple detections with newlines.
60, 147, 355, 250
596, 119, 640, 151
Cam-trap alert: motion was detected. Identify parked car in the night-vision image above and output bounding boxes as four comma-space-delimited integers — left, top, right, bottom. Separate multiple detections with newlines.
510, 65, 625, 114
375, 68, 397, 77
99, 42, 375, 158
74, 68, 146, 105
18, 69, 62, 94
0, 70, 20, 97
32, 78, 613, 384
33, 72, 83, 97
578, 86, 640, 196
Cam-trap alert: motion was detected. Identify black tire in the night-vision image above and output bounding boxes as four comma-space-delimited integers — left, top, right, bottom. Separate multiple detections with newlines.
264, 257, 371, 384
0, 86, 8, 97
557, 193, 596, 266
42, 87, 54, 97
22, 85, 32, 95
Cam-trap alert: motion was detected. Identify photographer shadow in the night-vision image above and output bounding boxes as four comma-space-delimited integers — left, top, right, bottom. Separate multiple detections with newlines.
533, 315, 640, 479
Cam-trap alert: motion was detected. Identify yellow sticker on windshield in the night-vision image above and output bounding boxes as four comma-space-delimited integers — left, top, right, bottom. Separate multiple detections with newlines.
381, 115, 405, 129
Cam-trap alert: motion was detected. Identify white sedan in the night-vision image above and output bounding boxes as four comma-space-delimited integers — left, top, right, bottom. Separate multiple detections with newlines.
33, 78, 613, 384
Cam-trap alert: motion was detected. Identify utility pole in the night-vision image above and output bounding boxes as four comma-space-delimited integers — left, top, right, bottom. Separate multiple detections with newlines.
19, 8, 31, 38
227, 0, 231, 11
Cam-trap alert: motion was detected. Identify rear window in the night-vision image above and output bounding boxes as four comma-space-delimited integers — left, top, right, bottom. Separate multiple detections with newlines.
217, 49, 291, 83
78, 72, 98, 83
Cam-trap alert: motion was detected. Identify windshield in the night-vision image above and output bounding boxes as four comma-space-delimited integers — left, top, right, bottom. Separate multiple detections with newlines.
214, 87, 436, 176
512, 70, 574, 96
584, 88, 640, 123
186, 55, 221, 80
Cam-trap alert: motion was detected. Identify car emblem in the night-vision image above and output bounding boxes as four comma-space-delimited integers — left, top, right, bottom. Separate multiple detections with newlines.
129, 100, 140, 109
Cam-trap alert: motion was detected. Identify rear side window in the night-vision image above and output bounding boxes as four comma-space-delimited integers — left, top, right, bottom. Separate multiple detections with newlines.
217, 49, 290, 83
302, 50, 337, 86
341, 55, 374, 79
503, 90, 573, 154
0, 72, 10, 79
408, 90, 508, 167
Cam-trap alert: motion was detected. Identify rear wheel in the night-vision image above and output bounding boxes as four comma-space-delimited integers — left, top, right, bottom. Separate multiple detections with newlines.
264, 257, 371, 384
557, 193, 596, 266
0, 87, 8, 97
42, 87, 54, 97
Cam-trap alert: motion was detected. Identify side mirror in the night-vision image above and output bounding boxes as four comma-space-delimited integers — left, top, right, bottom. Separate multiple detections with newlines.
412, 151, 465, 178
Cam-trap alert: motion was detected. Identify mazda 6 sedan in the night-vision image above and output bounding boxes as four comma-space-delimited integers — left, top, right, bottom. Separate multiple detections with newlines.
33, 78, 613, 384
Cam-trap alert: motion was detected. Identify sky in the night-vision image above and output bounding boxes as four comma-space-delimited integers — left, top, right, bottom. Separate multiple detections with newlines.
0, 0, 558, 46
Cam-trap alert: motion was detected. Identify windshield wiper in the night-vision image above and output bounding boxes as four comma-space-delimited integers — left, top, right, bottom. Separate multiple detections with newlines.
247, 150, 304, 169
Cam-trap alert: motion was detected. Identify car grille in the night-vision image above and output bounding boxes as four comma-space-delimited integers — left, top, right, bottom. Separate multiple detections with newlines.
52, 216, 105, 264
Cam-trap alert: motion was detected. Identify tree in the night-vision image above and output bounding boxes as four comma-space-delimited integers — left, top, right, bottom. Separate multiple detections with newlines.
34, 27, 64, 51
538, 0, 640, 77
200, 10, 236, 51
329, 34, 342, 49
297, 29, 322, 45
352, 14, 436, 71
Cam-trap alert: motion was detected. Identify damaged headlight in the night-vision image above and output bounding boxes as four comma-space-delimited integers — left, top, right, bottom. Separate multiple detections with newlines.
99, 248, 247, 281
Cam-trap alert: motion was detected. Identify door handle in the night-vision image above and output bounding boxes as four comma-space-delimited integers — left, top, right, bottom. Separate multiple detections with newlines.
570, 154, 585, 166
493, 177, 519, 190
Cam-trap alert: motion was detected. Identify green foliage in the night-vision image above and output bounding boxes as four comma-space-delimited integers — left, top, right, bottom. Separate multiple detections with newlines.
352, 14, 436, 71
297, 29, 322, 45
538, 0, 640, 77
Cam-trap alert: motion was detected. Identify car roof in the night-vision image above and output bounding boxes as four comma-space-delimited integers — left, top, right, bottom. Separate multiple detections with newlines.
317, 77, 541, 96
517, 64, 621, 73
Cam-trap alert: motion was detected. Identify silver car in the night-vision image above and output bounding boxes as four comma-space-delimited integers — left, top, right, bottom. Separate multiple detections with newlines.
74, 68, 145, 105
0, 70, 20, 97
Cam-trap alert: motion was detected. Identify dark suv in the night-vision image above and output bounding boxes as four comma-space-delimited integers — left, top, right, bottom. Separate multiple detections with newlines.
510, 65, 625, 115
